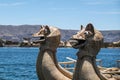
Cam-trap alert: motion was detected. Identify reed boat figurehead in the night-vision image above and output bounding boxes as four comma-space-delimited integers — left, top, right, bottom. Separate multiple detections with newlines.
32, 25, 72, 80
32, 25, 60, 49
69, 23, 108, 80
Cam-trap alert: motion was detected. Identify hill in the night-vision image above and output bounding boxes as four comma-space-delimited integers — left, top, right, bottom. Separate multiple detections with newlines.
0, 25, 120, 42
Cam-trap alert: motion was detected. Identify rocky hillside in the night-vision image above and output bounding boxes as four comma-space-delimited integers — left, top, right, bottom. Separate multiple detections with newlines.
0, 25, 120, 42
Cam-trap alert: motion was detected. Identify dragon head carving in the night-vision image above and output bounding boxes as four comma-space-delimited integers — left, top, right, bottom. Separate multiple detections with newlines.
32, 25, 61, 48
69, 23, 103, 56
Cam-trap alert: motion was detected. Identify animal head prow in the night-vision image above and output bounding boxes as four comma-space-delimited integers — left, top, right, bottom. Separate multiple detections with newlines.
32, 25, 61, 48
69, 23, 103, 49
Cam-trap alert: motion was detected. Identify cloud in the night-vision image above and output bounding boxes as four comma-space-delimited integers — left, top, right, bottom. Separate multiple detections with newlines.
85, 2, 103, 5
50, 7, 77, 11
90, 11, 120, 14
84, 0, 118, 5
0, 2, 26, 7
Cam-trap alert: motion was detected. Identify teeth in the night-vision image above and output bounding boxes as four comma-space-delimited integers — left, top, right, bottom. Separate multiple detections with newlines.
69, 39, 79, 46
33, 39, 45, 43
32, 36, 45, 43
69, 38, 86, 49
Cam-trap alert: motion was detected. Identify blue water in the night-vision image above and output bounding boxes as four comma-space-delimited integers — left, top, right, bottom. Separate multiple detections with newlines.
0, 47, 120, 80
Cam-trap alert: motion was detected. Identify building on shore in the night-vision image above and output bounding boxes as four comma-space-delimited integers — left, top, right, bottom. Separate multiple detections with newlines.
19, 38, 32, 47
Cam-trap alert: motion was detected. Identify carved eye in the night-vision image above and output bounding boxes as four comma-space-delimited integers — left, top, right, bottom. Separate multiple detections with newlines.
84, 31, 89, 35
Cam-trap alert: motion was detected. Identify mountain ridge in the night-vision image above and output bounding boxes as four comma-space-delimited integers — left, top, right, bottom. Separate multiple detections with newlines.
0, 25, 120, 42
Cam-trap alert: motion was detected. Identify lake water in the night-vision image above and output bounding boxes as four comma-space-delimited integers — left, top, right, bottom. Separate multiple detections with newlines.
0, 47, 120, 80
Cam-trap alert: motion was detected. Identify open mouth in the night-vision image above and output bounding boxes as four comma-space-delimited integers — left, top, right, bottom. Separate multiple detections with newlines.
32, 36, 45, 43
69, 39, 86, 49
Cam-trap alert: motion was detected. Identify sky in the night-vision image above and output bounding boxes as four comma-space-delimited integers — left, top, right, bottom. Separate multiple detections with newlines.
0, 0, 120, 30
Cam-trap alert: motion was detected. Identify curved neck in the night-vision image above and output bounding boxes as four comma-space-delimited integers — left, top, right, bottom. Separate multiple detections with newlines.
41, 48, 72, 79
73, 52, 106, 80
36, 48, 57, 80
36, 47, 72, 80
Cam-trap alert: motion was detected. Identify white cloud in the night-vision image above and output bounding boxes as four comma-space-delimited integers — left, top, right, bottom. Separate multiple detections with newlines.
0, 2, 26, 7
90, 11, 120, 14
84, 0, 118, 5
85, 2, 103, 5
50, 7, 76, 11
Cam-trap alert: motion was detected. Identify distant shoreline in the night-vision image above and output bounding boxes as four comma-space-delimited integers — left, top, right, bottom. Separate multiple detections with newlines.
0, 25, 120, 43
1, 44, 120, 48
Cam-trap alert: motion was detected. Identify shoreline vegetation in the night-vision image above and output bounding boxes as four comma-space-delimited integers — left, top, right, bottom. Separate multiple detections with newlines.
0, 39, 120, 48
